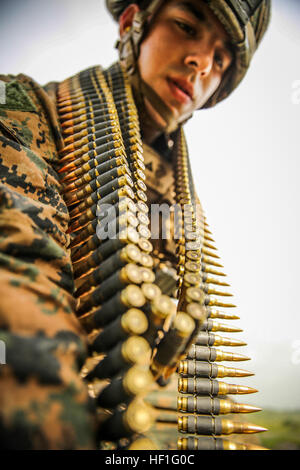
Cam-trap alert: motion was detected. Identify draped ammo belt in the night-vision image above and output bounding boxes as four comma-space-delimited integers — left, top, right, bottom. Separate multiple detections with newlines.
56, 62, 266, 450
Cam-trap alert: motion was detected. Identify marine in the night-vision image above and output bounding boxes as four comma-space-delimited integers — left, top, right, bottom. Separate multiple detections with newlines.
0, 0, 271, 450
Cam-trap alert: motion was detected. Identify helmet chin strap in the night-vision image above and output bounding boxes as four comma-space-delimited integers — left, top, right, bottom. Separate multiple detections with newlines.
130, 69, 190, 135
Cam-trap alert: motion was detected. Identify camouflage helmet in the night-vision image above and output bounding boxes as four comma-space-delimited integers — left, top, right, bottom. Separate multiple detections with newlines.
106, 0, 271, 108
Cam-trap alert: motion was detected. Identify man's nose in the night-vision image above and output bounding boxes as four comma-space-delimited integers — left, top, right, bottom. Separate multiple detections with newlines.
184, 49, 214, 78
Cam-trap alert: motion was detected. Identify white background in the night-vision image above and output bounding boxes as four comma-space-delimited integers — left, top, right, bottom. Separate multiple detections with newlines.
1, 0, 300, 410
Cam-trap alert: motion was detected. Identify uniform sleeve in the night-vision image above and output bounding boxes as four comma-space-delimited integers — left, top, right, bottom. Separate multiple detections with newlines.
0, 74, 97, 449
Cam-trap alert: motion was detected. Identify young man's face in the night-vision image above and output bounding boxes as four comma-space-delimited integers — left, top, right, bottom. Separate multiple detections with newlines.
137, 0, 233, 126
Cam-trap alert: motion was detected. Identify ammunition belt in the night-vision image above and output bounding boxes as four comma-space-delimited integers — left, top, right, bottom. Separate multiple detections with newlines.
56, 62, 266, 450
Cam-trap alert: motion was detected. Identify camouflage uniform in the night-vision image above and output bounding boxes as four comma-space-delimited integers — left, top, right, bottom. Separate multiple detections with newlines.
0, 73, 175, 450
0, 74, 97, 449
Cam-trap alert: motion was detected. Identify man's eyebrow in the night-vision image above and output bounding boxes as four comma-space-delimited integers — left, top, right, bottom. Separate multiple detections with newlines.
174, 1, 212, 28
174, 1, 235, 58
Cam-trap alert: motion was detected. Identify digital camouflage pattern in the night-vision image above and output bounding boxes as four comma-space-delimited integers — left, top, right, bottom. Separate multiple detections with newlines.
0, 74, 97, 449
0, 71, 179, 450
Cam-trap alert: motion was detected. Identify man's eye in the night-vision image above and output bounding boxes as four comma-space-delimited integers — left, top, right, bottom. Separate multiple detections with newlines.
175, 21, 196, 37
214, 53, 224, 70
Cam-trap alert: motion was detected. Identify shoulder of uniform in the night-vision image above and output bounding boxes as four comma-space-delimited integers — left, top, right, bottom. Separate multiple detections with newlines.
0, 73, 38, 113
0, 72, 64, 151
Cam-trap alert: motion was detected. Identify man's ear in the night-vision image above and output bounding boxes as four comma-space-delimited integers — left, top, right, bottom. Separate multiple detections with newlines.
119, 4, 140, 36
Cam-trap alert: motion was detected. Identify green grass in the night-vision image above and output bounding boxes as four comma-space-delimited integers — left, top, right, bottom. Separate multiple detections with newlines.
249, 409, 300, 450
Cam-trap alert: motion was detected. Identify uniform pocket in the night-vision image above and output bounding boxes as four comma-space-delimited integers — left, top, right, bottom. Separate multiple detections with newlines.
0, 118, 26, 146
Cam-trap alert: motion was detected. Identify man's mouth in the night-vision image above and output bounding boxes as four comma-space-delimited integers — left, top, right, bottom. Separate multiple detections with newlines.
167, 77, 193, 103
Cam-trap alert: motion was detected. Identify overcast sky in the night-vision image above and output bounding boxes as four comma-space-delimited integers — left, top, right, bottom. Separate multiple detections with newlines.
1, 0, 300, 411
